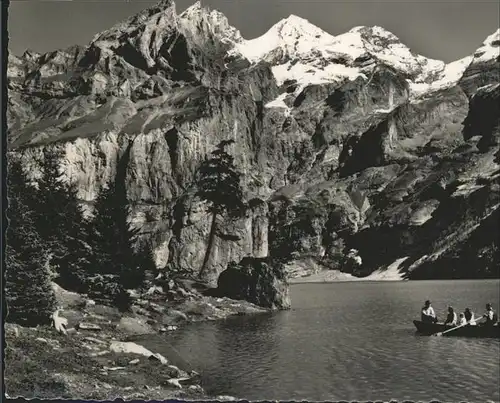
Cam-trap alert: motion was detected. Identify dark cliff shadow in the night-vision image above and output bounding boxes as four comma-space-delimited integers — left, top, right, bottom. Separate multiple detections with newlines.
338, 121, 386, 178
114, 139, 134, 198
462, 84, 500, 152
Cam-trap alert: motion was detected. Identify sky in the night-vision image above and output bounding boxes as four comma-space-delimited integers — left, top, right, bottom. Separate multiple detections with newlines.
7, 0, 500, 63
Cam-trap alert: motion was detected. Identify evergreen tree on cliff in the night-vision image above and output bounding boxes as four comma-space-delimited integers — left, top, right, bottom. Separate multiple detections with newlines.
89, 179, 146, 290
5, 159, 57, 326
32, 148, 92, 291
195, 140, 245, 279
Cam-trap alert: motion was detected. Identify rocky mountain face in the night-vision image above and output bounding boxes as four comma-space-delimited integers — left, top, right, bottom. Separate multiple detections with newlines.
7, 0, 500, 283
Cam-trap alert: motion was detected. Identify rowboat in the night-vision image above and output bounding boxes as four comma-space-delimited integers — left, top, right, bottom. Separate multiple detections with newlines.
413, 320, 500, 339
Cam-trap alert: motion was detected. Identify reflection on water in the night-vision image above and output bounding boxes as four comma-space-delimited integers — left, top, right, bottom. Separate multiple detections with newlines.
140, 280, 500, 402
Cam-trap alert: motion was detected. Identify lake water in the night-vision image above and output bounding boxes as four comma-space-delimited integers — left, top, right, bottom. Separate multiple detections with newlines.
140, 280, 500, 402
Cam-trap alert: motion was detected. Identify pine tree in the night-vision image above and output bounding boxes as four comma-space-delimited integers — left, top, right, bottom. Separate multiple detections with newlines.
89, 179, 145, 290
5, 159, 57, 327
135, 241, 159, 283
31, 148, 91, 290
195, 139, 245, 279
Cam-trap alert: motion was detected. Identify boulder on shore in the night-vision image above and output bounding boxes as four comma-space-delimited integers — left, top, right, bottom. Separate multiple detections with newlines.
216, 257, 291, 310
109, 341, 168, 364
116, 316, 154, 335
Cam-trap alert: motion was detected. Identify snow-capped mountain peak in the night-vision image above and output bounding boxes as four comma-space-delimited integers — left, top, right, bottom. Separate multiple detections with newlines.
270, 14, 332, 40
232, 16, 447, 90
11, 0, 496, 103
472, 28, 500, 63
82, 0, 448, 90
232, 15, 335, 63
351, 25, 401, 44
329, 26, 445, 77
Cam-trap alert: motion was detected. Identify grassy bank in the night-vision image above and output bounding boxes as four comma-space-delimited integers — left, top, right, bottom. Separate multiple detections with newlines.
4, 281, 267, 400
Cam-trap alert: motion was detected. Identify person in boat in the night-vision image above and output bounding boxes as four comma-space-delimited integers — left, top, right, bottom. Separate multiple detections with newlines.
421, 300, 438, 323
458, 313, 467, 326
482, 303, 498, 327
464, 308, 476, 325
444, 306, 457, 326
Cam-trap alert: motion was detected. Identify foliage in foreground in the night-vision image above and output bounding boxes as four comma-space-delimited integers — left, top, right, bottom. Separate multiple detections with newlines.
32, 148, 93, 291
6, 149, 157, 317
87, 179, 147, 290
5, 159, 57, 326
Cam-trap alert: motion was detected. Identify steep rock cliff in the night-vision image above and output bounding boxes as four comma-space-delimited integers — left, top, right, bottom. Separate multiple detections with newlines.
7, 1, 500, 282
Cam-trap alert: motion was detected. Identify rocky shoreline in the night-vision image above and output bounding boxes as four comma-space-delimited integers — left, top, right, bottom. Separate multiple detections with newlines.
4, 281, 267, 400
289, 266, 405, 284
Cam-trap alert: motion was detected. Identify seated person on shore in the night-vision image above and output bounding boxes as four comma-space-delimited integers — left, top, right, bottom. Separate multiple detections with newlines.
444, 306, 457, 326
458, 313, 467, 326
482, 303, 498, 327
421, 300, 438, 323
464, 308, 476, 325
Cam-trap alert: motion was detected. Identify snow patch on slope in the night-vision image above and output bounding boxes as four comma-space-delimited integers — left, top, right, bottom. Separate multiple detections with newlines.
363, 257, 409, 281
287, 256, 409, 283
272, 61, 366, 86
410, 56, 473, 98
288, 270, 356, 283
441, 56, 474, 83
265, 93, 291, 116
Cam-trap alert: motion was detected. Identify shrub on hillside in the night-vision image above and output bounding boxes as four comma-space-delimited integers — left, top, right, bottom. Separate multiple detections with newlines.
85, 274, 132, 312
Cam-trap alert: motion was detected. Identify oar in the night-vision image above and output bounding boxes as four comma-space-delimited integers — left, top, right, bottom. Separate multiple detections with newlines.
434, 317, 485, 337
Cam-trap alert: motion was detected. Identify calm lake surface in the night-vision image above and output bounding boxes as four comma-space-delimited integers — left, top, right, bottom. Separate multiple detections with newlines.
141, 280, 500, 402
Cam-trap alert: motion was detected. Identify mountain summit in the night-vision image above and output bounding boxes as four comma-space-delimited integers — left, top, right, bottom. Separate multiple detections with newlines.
232, 15, 336, 63
8, 0, 497, 96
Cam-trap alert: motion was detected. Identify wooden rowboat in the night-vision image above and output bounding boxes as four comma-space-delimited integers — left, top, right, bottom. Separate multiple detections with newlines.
413, 320, 500, 339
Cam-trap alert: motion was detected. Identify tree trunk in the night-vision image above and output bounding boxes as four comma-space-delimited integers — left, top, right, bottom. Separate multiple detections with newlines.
199, 212, 218, 280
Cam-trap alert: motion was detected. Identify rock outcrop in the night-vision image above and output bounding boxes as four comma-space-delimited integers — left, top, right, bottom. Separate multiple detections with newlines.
216, 257, 291, 310
7, 1, 500, 281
